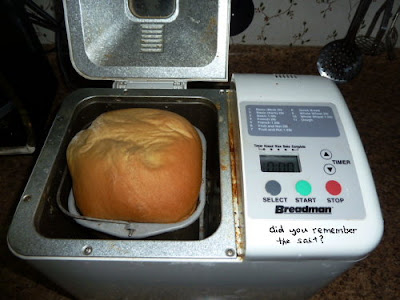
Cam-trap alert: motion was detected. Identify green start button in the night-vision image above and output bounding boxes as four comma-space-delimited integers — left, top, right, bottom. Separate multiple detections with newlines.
296, 180, 312, 196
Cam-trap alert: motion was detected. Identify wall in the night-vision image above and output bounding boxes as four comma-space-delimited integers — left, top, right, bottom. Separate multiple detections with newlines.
31, 0, 400, 49
28, 0, 56, 44
230, 0, 400, 48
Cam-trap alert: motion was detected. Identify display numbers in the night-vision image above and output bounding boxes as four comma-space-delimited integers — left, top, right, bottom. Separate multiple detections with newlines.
260, 155, 301, 173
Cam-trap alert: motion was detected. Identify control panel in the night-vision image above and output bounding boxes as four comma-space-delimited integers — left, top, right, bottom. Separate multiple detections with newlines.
240, 103, 365, 220
232, 74, 382, 260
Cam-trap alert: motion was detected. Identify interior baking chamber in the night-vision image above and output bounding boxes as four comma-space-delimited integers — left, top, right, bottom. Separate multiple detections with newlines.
35, 91, 222, 241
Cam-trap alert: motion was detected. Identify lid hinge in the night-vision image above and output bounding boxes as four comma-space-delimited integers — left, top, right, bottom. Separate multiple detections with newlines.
113, 80, 187, 90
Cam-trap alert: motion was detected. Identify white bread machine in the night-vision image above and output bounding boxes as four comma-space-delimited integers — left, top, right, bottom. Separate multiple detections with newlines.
8, 1, 383, 299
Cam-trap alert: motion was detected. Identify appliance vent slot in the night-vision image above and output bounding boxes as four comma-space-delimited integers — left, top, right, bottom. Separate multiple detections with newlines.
140, 24, 164, 53
274, 74, 298, 79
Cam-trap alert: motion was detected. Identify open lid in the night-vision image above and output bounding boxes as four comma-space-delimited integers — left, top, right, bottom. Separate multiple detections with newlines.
63, 0, 230, 83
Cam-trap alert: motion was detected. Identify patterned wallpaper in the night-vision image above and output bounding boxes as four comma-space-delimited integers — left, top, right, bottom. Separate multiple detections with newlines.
230, 0, 400, 47
29, 0, 56, 44
32, 0, 400, 48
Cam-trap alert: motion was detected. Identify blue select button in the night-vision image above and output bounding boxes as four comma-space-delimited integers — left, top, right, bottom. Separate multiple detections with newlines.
265, 180, 282, 196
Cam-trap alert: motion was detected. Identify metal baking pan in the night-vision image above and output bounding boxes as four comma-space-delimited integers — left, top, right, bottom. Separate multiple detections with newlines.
61, 128, 207, 239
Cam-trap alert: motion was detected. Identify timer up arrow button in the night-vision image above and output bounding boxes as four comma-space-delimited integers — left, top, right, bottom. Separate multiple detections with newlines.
320, 149, 332, 160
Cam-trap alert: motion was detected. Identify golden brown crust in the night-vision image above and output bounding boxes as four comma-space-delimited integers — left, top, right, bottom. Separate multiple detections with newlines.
66, 108, 202, 223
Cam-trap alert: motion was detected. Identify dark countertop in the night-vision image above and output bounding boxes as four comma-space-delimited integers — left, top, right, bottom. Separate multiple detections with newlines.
1, 45, 399, 299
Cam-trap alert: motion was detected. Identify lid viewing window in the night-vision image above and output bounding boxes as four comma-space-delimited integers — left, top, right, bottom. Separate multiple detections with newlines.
129, 0, 176, 19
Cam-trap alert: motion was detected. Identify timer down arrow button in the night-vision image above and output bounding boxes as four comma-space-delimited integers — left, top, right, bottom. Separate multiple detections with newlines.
324, 164, 336, 175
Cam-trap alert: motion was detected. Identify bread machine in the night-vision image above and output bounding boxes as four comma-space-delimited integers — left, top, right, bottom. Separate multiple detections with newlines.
8, 1, 383, 299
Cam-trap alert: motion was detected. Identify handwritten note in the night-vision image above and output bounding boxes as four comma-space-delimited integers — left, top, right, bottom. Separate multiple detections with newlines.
269, 225, 357, 246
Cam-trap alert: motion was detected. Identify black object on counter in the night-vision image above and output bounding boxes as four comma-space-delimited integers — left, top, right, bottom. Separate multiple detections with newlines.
230, 0, 255, 37
317, 0, 372, 83
356, 0, 394, 56
0, 0, 57, 153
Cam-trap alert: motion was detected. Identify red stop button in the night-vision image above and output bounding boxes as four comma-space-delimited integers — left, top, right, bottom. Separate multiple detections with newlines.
326, 180, 342, 195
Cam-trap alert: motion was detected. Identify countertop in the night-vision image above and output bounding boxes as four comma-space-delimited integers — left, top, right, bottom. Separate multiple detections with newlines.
1, 45, 399, 299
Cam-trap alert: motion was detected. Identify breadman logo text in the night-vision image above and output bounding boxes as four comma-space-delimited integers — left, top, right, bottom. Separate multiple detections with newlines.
275, 205, 332, 214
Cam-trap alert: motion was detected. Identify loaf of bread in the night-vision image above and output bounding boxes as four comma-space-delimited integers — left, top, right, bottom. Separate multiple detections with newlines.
66, 108, 202, 223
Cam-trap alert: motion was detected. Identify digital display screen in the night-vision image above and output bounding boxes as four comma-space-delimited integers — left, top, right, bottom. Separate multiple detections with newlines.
260, 155, 301, 172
